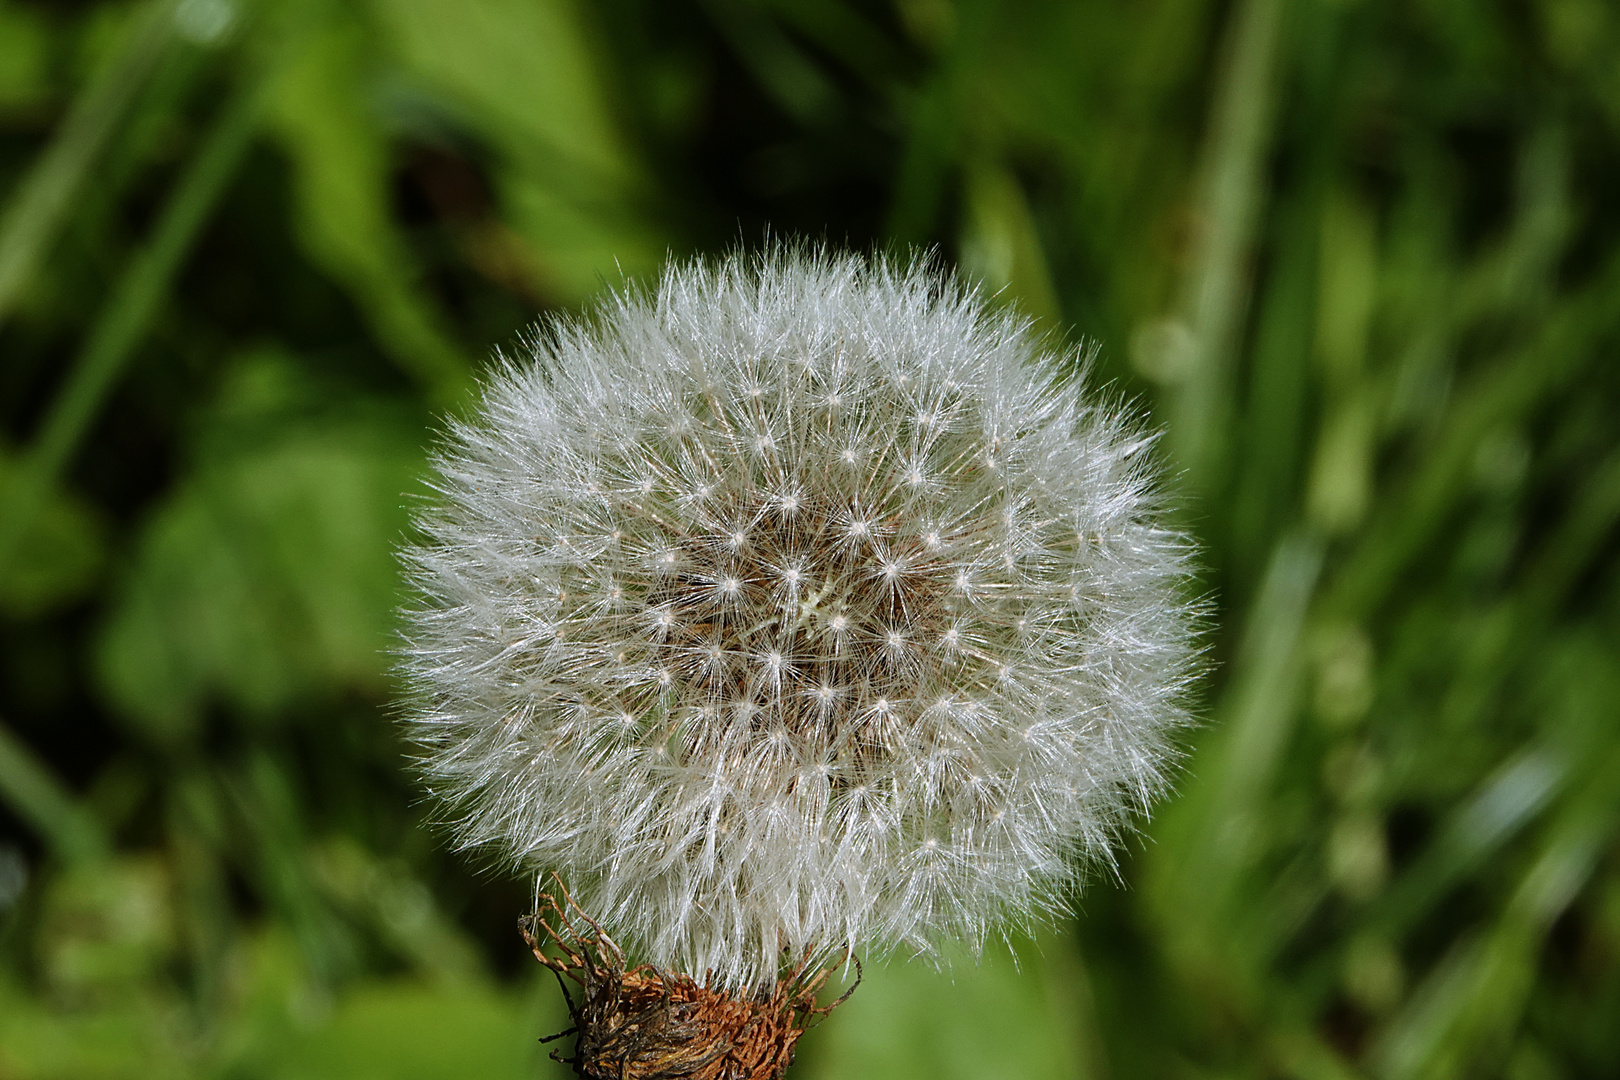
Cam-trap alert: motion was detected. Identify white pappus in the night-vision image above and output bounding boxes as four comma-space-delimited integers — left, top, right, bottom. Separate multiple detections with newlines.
399, 248, 1201, 992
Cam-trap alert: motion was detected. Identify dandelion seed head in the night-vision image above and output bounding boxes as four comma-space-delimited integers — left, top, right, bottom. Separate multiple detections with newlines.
399, 248, 1200, 990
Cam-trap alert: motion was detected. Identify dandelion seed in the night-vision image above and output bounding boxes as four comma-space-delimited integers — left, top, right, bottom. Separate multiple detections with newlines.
399, 247, 1200, 1000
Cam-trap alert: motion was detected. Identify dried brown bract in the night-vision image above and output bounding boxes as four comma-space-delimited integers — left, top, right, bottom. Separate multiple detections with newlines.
523, 882, 858, 1080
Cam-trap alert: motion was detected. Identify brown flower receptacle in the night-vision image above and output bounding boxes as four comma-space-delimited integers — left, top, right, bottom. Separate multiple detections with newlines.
524, 886, 857, 1080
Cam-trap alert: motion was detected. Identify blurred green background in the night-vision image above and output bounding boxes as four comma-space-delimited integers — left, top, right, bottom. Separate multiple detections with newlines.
1, 0, 1617, 1077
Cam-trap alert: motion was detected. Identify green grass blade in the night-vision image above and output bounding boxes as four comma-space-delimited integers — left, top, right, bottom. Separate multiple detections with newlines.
1164, 0, 1288, 488
0, 69, 266, 574
0, 0, 179, 329
1147, 529, 1323, 994
0, 716, 106, 864
1325, 251, 1620, 621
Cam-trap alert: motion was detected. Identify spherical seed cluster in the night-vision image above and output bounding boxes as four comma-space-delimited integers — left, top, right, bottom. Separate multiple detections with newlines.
400, 250, 1200, 991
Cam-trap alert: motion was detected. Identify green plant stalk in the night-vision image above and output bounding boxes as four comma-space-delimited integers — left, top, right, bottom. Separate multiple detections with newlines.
1324, 249, 1620, 621
1147, 528, 1322, 989
0, 74, 266, 574
1166, 0, 1287, 488
0, 715, 106, 864
0, 0, 179, 330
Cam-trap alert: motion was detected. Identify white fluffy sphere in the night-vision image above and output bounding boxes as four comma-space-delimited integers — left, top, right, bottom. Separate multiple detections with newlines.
400, 250, 1199, 990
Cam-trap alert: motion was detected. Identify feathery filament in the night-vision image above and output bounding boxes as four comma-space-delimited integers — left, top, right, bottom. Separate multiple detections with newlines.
400, 249, 1200, 991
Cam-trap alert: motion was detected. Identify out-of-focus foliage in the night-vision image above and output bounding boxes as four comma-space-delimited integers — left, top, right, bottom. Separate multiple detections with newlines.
0, 0, 1616, 1077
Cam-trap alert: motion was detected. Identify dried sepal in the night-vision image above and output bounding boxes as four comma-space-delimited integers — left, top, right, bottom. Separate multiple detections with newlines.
524, 880, 857, 1080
